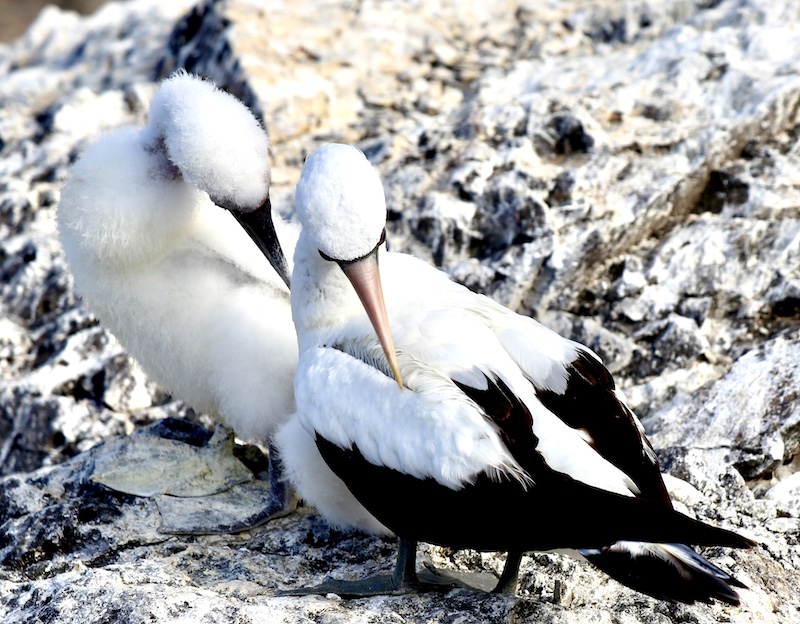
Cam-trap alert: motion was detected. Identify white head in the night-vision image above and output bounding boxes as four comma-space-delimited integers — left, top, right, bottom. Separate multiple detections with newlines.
147, 72, 290, 285
295, 144, 387, 262
295, 144, 402, 388
59, 71, 290, 285
143, 70, 271, 212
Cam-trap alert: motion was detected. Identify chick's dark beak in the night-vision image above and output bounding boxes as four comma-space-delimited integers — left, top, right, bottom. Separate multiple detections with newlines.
225, 194, 291, 289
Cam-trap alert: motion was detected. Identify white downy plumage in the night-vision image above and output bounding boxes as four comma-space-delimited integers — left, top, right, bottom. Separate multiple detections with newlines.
57, 73, 386, 535
58, 71, 295, 441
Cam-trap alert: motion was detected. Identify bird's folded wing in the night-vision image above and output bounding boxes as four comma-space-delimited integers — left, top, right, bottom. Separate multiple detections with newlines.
294, 345, 526, 490
481, 301, 670, 505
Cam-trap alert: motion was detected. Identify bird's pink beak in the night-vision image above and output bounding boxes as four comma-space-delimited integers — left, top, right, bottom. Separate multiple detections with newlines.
340, 252, 404, 390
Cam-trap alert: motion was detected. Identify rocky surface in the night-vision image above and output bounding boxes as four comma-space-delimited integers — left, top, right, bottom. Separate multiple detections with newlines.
1, 0, 799, 622
0, 1, 108, 43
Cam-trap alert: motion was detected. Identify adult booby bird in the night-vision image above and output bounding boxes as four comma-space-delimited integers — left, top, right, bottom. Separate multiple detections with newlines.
57, 73, 385, 535
283, 143, 753, 602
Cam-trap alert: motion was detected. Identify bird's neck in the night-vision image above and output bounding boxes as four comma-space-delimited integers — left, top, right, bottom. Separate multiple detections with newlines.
290, 232, 374, 352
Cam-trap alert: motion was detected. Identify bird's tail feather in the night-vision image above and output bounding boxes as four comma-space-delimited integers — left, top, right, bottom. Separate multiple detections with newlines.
578, 541, 746, 605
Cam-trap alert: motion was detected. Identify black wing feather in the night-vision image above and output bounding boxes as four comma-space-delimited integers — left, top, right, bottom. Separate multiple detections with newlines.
534, 350, 671, 507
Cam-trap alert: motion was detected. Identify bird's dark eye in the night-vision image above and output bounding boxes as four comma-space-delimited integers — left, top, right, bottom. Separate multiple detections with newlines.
318, 229, 387, 263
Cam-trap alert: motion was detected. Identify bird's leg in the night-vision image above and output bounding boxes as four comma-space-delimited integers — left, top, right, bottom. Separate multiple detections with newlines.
392, 538, 422, 590
393, 539, 501, 593
279, 538, 505, 597
244, 439, 299, 526
491, 550, 523, 594
279, 538, 422, 597
267, 440, 298, 517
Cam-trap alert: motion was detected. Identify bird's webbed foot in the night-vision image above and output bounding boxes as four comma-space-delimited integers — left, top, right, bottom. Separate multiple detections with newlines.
280, 539, 501, 597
